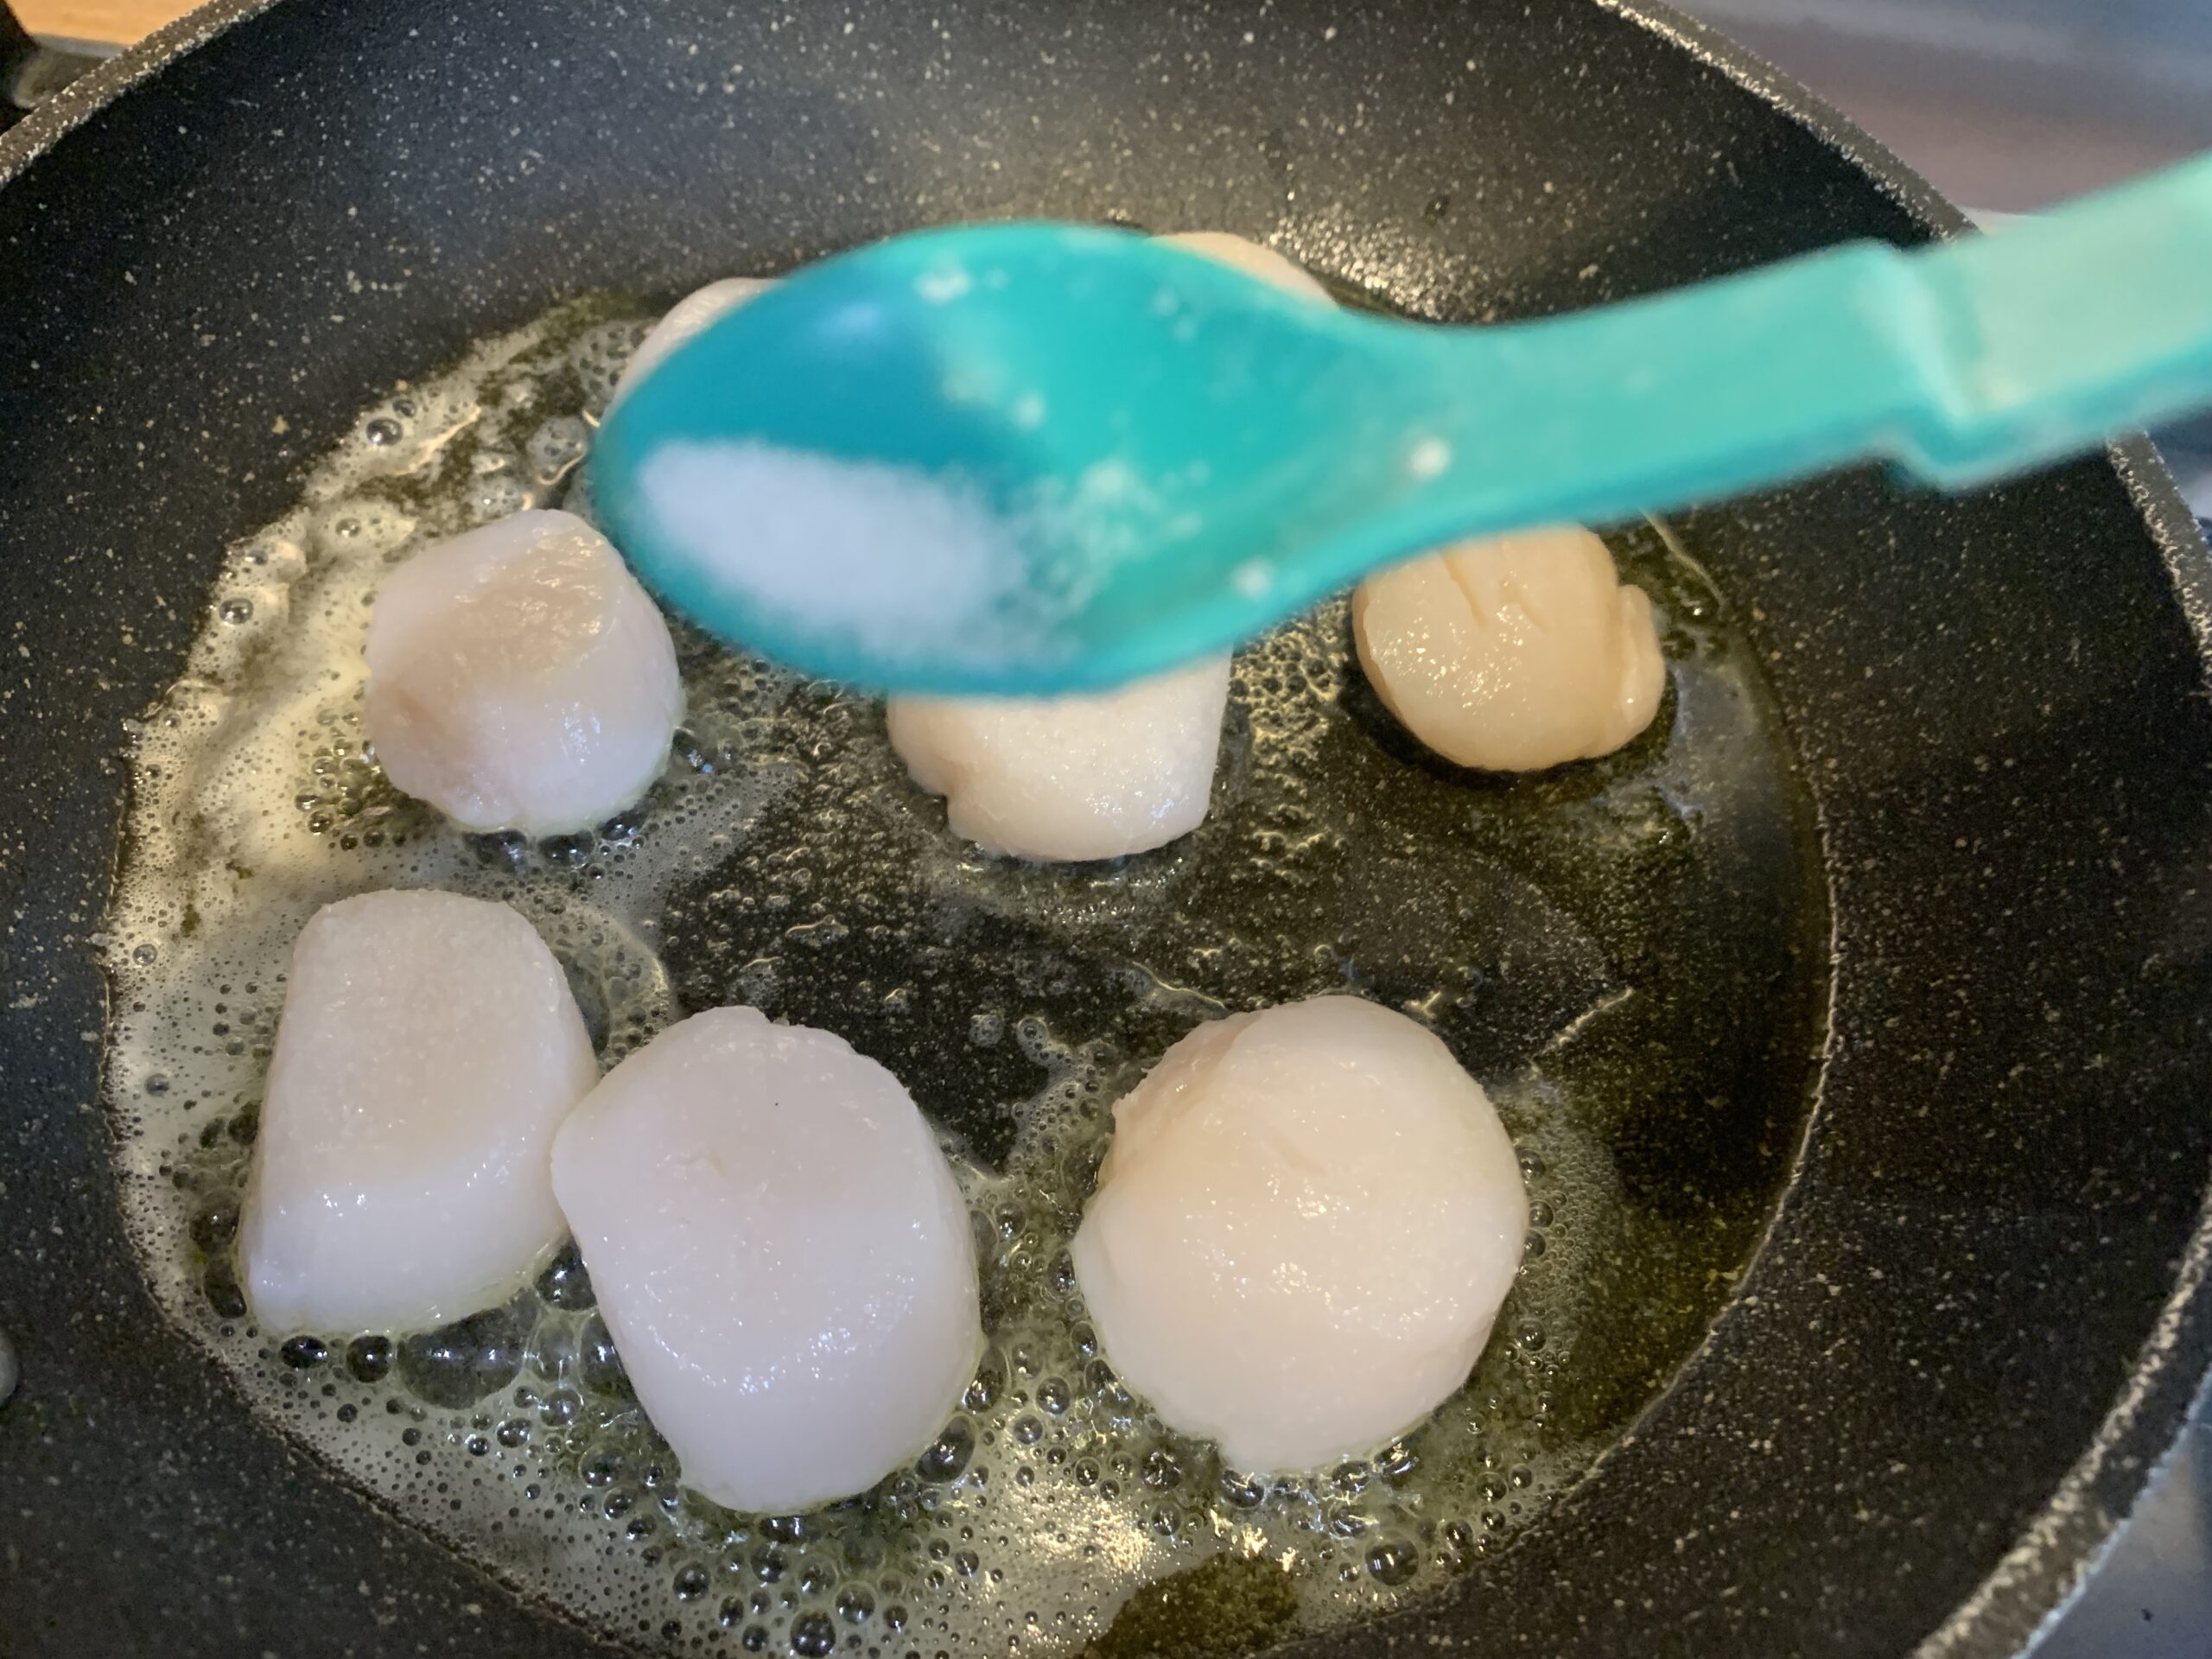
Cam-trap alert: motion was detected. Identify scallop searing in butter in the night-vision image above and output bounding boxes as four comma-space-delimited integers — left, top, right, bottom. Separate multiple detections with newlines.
887, 654, 1232, 861
1071, 995, 1528, 1473
239, 889, 598, 1335
551, 1007, 982, 1514
1354, 525, 1665, 772
365, 508, 683, 836
870, 231, 1322, 864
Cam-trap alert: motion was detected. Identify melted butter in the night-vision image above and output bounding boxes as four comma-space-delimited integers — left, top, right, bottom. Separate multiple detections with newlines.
102, 296, 1827, 1656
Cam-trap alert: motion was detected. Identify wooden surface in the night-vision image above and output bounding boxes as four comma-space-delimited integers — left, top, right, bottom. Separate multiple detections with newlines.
17, 0, 200, 44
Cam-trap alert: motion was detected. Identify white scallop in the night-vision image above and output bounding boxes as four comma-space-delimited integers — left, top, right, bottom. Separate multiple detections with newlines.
365, 508, 683, 835
1157, 231, 1332, 304
1353, 525, 1666, 772
550, 1007, 982, 1515
887, 655, 1231, 861
240, 889, 598, 1335
612, 276, 774, 406
1071, 995, 1527, 1474
867, 233, 1319, 865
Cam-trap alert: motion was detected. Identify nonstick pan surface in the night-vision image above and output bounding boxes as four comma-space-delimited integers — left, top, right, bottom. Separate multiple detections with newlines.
3, 3, 2211, 1657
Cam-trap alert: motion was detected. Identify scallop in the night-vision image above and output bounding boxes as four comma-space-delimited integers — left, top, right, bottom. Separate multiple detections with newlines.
1070, 995, 1527, 1473
550, 1007, 982, 1514
1353, 525, 1666, 771
887, 655, 1231, 861
1158, 231, 1332, 304
365, 508, 683, 834
1161, 234, 1663, 773
870, 234, 1317, 864
239, 889, 598, 1335
612, 276, 773, 406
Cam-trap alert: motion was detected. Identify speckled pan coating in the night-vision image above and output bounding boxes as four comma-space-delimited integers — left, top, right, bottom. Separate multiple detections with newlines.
2, 3, 2209, 1656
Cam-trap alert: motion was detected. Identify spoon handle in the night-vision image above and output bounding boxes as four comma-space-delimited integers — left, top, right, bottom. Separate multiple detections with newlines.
1390, 151, 2212, 544
1900, 153, 2212, 480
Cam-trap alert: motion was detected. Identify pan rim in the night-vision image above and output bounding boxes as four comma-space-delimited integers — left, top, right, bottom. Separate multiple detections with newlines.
5, 2, 2211, 1655
0, 0, 279, 184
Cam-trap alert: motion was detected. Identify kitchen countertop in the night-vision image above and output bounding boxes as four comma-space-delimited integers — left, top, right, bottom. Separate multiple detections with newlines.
16, 2, 190, 43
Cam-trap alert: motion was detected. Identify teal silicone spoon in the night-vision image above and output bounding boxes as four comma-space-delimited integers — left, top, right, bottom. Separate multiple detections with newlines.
592, 152, 2212, 696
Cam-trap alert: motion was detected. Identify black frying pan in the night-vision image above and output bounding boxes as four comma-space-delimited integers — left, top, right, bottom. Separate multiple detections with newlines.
3, 3, 2210, 1656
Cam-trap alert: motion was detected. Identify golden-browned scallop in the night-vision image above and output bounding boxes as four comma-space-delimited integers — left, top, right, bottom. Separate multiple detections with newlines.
1353, 525, 1665, 771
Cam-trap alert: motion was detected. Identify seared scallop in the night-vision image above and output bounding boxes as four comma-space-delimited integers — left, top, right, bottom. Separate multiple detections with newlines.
1162, 234, 1663, 773
1353, 525, 1665, 771
365, 508, 683, 835
550, 1007, 982, 1514
240, 889, 598, 1334
1071, 995, 1527, 1473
